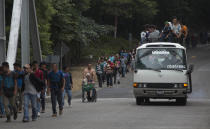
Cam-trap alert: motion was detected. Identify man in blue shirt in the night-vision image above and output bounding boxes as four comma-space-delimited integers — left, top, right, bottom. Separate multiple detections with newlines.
0, 66, 5, 118
62, 66, 73, 107
48, 63, 65, 117
2, 62, 18, 122
13, 63, 24, 113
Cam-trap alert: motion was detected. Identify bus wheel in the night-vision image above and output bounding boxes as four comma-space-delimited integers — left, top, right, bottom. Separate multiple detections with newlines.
176, 97, 187, 105
136, 97, 144, 105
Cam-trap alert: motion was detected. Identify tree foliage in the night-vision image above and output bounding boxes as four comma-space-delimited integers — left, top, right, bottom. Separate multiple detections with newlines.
4, 0, 210, 64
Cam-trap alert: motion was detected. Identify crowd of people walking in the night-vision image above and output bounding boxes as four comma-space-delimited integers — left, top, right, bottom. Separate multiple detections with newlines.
0, 61, 73, 122
0, 48, 136, 123
95, 49, 136, 88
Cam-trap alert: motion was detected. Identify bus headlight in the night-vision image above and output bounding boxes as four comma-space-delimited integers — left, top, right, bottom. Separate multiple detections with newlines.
133, 83, 138, 88
133, 83, 146, 88
184, 83, 188, 87
143, 84, 147, 88
174, 83, 188, 88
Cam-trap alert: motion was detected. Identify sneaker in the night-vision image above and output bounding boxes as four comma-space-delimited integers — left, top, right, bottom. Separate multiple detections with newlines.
37, 112, 41, 117
13, 111, 18, 120
41, 109, 45, 113
59, 110, 63, 115
6, 116, 11, 122
32, 118, 37, 121
52, 114, 57, 117
22, 119, 29, 123
18, 109, 22, 113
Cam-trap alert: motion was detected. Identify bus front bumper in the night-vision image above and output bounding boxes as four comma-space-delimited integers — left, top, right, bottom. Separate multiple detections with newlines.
133, 88, 187, 98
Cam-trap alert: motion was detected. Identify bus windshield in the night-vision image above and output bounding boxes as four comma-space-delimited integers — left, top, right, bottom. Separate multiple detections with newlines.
136, 48, 187, 70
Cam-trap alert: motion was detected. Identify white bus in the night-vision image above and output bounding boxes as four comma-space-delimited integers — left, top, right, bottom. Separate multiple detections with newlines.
133, 42, 193, 105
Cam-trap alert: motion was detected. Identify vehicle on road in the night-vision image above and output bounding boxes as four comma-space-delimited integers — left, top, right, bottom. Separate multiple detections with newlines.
133, 42, 194, 105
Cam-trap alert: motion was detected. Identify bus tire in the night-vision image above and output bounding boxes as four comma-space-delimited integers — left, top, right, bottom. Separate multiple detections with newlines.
136, 97, 144, 105
176, 97, 187, 105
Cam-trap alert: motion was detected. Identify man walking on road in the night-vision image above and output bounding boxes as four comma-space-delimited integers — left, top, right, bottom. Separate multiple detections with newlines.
0, 66, 5, 118
22, 64, 38, 122
120, 56, 127, 77
105, 60, 114, 88
96, 60, 103, 88
13, 63, 24, 113
32, 61, 44, 117
39, 62, 48, 113
48, 63, 65, 117
1, 62, 18, 122
62, 66, 73, 107
83, 64, 96, 82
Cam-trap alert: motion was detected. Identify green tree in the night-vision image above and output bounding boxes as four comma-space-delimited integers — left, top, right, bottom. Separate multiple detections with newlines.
51, 0, 113, 63
100, 0, 157, 38
36, 0, 55, 55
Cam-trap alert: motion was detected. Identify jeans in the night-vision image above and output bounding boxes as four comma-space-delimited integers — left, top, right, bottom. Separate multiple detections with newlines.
17, 88, 23, 111
0, 96, 5, 115
23, 93, 37, 120
37, 89, 46, 112
3, 95, 17, 117
62, 89, 72, 106
102, 72, 106, 83
121, 66, 126, 77
37, 92, 41, 113
96, 73, 103, 87
106, 73, 113, 86
51, 88, 63, 114
113, 73, 117, 84
160, 34, 172, 42
40, 89, 46, 111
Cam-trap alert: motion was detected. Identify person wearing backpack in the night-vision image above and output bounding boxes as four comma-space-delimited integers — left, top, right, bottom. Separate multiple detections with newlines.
1, 62, 18, 122
22, 64, 44, 122
32, 61, 44, 117
47, 63, 65, 117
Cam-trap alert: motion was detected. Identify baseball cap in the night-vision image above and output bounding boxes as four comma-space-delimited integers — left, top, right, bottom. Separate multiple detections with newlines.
24, 64, 30, 69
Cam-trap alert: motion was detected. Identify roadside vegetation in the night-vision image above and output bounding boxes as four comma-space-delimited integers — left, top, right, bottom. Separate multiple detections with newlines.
4, 0, 210, 65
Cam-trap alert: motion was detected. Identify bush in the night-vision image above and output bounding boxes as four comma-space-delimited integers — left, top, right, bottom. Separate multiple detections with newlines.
82, 36, 138, 60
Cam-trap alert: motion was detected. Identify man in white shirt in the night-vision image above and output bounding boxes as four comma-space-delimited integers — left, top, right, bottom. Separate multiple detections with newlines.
171, 17, 181, 42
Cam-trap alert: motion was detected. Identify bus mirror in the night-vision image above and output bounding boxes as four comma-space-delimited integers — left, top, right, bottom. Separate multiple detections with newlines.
188, 64, 194, 73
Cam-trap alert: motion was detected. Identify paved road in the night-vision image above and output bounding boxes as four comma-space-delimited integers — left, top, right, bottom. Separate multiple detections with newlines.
1, 45, 210, 129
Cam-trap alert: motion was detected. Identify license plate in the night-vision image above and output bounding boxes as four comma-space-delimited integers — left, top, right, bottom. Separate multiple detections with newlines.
156, 91, 164, 95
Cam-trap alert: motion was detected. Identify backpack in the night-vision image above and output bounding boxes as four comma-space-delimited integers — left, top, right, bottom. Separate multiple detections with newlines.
29, 73, 45, 92
3, 72, 16, 98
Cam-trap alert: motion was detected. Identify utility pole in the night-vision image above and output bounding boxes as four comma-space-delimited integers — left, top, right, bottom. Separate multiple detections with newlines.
6, 0, 22, 70
29, 0, 42, 63
21, 0, 30, 66
0, 0, 6, 64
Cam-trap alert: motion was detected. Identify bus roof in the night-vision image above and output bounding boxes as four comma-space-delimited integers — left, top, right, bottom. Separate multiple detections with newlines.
137, 42, 185, 50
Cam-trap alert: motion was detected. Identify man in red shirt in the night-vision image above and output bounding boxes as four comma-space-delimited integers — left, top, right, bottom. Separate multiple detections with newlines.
32, 61, 44, 117
105, 60, 114, 87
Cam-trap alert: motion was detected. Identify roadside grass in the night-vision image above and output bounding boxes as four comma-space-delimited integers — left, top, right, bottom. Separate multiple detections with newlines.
71, 66, 85, 92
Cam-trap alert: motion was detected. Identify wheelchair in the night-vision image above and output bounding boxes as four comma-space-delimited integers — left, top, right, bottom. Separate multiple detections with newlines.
82, 83, 97, 103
